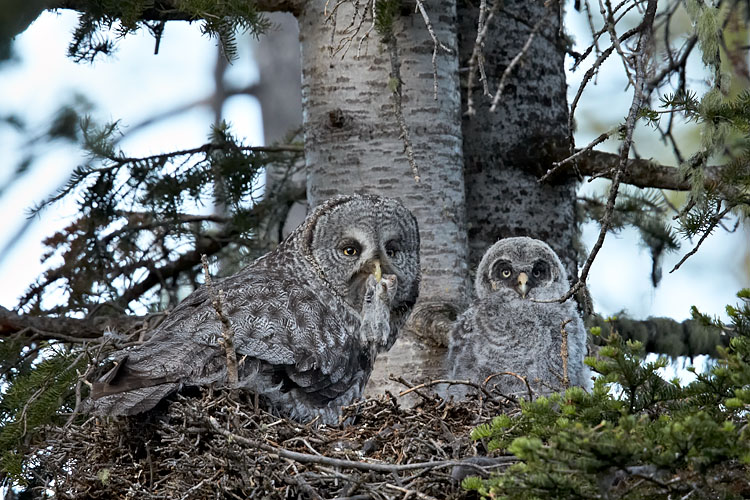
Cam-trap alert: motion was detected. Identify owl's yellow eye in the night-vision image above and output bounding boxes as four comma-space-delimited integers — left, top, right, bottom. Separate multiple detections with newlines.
532, 270, 541, 278
386, 248, 396, 258
342, 246, 358, 256
501, 268, 512, 278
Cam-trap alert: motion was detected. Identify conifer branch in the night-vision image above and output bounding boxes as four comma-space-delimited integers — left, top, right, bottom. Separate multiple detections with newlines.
51, 0, 305, 17
0, 305, 139, 341
111, 143, 303, 167
587, 313, 729, 357
116, 226, 236, 307
571, 149, 730, 192
669, 203, 734, 274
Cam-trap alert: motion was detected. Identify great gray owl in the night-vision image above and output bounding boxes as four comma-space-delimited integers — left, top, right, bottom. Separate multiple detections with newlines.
91, 194, 421, 424
445, 237, 588, 397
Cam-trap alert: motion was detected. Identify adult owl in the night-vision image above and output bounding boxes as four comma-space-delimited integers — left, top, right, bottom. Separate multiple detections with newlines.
445, 237, 588, 397
92, 194, 421, 424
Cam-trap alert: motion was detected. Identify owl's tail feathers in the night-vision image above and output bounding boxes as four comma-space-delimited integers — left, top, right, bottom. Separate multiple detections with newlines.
90, 356, 181, 416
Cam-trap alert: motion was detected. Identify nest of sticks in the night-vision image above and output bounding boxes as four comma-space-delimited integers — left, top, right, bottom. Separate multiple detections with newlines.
32, 380, 521, 499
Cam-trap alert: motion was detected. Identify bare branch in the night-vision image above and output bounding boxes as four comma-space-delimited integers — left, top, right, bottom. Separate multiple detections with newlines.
559, 0, 658, 304
385, 30, 420, 182
540, 127, 621, 182
414, 0, 454, 100
0, 305, 139, 341
464, 0, 497, 116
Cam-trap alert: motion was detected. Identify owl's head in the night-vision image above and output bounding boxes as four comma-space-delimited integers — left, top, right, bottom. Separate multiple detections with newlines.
475, 237, 567, 300
299, 194, 421, 313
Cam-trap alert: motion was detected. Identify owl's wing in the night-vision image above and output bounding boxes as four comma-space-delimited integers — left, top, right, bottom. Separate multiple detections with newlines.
92, 264, 363, 417
445, 309, 476, 378
91, 284, 235, 415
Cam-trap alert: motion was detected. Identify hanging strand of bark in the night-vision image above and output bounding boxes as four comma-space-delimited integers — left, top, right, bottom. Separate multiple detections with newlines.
385, 30, 420, 182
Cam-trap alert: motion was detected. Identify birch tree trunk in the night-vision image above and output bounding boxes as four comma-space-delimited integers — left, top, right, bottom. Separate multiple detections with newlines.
297, 0, 468, 398
459, 0, 579, 278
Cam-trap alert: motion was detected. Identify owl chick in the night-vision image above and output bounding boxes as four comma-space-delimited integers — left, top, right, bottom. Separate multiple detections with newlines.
91, 194, 421, 424
445, 237, 588, 397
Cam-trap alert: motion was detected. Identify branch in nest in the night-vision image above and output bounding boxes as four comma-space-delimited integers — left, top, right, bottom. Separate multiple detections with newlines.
208, 416, 514, 474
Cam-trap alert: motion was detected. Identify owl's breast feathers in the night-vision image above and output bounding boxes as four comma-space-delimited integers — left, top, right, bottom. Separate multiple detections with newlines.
92, 258, 373, 417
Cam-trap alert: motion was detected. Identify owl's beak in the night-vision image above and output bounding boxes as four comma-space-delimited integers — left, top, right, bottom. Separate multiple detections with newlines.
517, 272, 529, 298
371, 259, 382, 282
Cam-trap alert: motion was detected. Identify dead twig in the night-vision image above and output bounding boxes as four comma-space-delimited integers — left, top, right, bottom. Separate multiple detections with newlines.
201, 254, 238, 386
489, 16, 545, 112
385, 31, 420, 182
484, 372, 534, 401
560, 319, 571, 389
414, 0, 454, 101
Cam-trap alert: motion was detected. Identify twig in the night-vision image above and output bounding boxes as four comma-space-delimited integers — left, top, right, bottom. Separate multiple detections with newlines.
540, 126, 621, 182
355, 0, 376, 58
600, 0, 635, 88
414, 0, 454, 101
385, 31, 420, 182
390, 375, 438, 401
567, 22, 643, 156
465, 0, 498, 116
484, 372, 534, 401
489, 16, 545, 112
560, 319, 571, 388
557, 0, 658, 304
397, 378, 494, 400
201, 255, 238, 386
670, 203, 733, 273
384, 484, 439, 500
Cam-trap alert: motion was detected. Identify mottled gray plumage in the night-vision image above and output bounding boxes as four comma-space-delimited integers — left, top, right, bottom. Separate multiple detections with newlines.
92, 194, 420, 424
446, 237, 587, 397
